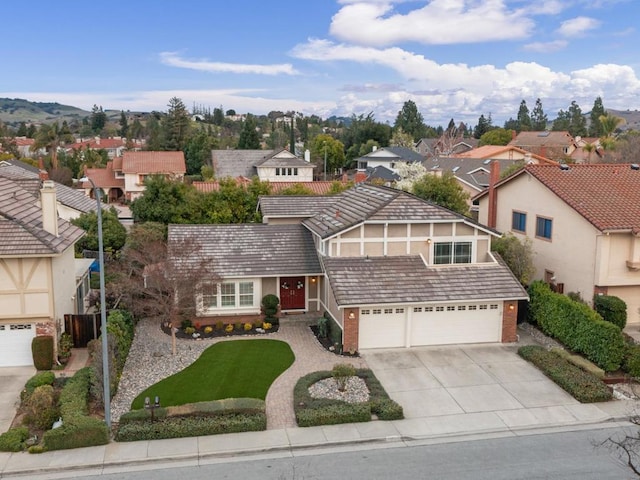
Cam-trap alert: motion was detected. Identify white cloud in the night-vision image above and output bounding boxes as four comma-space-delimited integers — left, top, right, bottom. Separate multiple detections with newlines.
557, 16, 600, 37
159, 52, 300, 76
522, 40, 568, 53
328, 0, 535, 46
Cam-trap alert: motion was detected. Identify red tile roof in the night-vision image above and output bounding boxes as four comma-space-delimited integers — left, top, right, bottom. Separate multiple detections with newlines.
455, 145, 556, 164
192, 180, 337, 195
522, 164, 640, 232
66, 138, 125, 151
82, 162, 125, 189
122, 151, 186, 174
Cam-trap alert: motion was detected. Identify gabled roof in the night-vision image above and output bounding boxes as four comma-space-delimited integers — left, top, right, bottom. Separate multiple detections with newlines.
453, 145, 555, 164
259, 195, 339, 219
508, 131, 575, 147
302, 184, 471, 239
475, 163, 640, 232
0, 177, 84, 256
323, 255, 528, 306
82, 161, 126, 189
0, 161, 97, 214
167, 223, 322, 278
255, 149, 313, 168
355, 146, 424, 164
366, 165, 400, 182
122, 151, 186, 175
65, 138, 125, 151
212, 149, 275, 178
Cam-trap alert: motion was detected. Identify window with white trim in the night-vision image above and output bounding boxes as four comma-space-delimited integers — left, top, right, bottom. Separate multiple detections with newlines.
468, 305, 477, 311
239, 282, 254, 306
361, 309, 370, 315
447, 306, 455, 311
458, 305, 466, 311
202, 284, 217, 308
413, 307, 422, 313
436, 306, 444, 312
220, 283, 235, 307
373, 309, 381, 314
490, 304, 498, 310
384, 308, 393, 314
425, 306, 434, 312
433, 241, 472, 264
200, 280, 257, 311
395, 308, 404, 313
479, 304, 488, 310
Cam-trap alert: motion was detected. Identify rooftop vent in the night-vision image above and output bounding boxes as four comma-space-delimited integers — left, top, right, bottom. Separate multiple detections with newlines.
631, 164, 640, 170
483, 159, 491, 165
559, 164, 570, 171
452, 166, 460, 173
538, 132, 550, 137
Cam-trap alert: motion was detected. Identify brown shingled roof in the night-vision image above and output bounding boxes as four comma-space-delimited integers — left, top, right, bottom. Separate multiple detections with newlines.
523, 163, 640, 232
122, 151, 186, 174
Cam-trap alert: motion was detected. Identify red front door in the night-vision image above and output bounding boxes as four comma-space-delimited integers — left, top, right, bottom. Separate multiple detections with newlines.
279, 277, 306, 310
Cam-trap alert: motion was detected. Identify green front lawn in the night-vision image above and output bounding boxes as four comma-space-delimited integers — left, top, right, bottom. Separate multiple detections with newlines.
131, 339, 295, 410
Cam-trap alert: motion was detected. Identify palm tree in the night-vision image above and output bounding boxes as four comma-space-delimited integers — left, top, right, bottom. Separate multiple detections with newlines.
599, 114, 624, 139
32, 122, 72, 169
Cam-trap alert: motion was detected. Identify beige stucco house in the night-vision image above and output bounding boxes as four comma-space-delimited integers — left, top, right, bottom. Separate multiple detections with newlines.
169, 184, 527, 352
0, 175, 87, 366
475, 163, 640, 327
211, 148, 314, 182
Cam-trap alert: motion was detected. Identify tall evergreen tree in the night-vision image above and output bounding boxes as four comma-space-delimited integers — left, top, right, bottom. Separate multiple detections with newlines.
530, 98, 548, 131
119, 111, 129, 138
90, 105, 107, 134
394, 100, 426, 142
552, 109, 570, 131
213, 106, 224, 126
568, 100, 587, 137
163, 97, 191, 150
474, 114, 492, 139
237, 114, 261, 149
516, 100, 532, 132
589, 96, 606, 137
289, 114, 296, 154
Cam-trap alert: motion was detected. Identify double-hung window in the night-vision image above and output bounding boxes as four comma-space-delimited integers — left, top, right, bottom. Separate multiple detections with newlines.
536, 216, 553, 240
220, 283, 236, 307
434, 241, 472, 264
512, 211, 526, 233
202, 281, 256, 311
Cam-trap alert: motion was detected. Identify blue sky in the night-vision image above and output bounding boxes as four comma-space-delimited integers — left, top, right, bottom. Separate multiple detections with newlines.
2, 0, 639, 127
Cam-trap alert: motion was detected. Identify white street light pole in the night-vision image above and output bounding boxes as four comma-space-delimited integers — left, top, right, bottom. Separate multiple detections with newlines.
80, 176, 111, 429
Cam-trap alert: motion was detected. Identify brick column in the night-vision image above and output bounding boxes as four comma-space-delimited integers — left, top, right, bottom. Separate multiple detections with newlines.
501, 301, 518, 343
343, 308, 359, 354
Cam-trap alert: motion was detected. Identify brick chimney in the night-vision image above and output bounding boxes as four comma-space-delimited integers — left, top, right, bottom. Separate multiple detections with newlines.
487, 160, 500, 229
40, 180, 58, 236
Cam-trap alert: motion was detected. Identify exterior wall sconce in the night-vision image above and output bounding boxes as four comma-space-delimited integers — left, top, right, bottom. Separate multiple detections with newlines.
310, 277, 317, 284
508, 303, 515, 311
348, 311, 355, 320
426, 238, 432, 245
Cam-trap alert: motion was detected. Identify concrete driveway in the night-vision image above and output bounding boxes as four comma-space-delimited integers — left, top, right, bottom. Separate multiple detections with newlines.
362, 344, 608, 433
0, 367, 35, 433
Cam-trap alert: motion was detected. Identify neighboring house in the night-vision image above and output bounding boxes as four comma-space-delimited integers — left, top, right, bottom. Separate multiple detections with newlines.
211, 148, 314, 182
416, 136, 478, 159
452, 145, 554, 163
0, 176, 90, 367
192, 179, 339, 195
475, 163, 640, 327
82, 151, 186, 202
570, 136, 603, 164
363, 165, 401, 186
169, 184, 527, 351
13, 137, 45, 158
508, 131, 577, 162
0, 159, 97, 220
64, 137, 127, 159
355, 146, 425, 172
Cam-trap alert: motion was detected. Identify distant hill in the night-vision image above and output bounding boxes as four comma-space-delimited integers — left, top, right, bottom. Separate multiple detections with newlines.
606, 109, 640, 132
0, 98, 91, 126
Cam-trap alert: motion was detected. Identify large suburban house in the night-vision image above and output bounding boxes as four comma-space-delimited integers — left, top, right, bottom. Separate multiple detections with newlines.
0, 159, 96, 220
211, 148, 314, 182
82, 151, 186, 202
168, 184, 527, 351
508, 131, 577, 163
63, 137, 128, 159
0, 175, 90, 367
475, 163, 640, 327
355, 146, 424, 173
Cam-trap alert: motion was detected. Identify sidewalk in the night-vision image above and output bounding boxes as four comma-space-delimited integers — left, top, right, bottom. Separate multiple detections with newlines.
0, 405, 635, 478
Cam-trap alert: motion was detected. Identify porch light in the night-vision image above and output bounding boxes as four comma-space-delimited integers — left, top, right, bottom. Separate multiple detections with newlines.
310, 277, 317, 284
426, 238, 432, 245
508, 303, 515, 311
348, 311, 356, 320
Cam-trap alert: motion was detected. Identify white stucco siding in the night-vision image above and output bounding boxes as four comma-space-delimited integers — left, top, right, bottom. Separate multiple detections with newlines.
0, 257, 53, 319
484, 174, 599, 300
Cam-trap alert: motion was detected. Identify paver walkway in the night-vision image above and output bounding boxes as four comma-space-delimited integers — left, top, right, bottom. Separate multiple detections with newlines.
265, 314, 367, 429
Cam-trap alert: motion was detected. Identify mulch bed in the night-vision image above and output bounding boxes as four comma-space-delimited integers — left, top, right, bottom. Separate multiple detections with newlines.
161, 322, 279, 340
310, 325, 359, 358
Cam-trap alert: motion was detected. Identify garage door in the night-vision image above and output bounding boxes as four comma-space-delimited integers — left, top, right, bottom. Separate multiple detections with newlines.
0, 324, 35, 367
411, 303, 502, 346
359, 307, 406, 349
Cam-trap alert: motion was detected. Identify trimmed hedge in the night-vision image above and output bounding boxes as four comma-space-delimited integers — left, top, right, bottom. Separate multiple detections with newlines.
294, 368, 403, 427
116, 398, 266, 441
42, 367, 109, 451
594, 294, 627, 330
518, 345, 612, 403
527, 281, 626, 372
0, 427, 29, 452
23, 371, 55, 398
624, 343, 640, 378
31, 335, 54, 370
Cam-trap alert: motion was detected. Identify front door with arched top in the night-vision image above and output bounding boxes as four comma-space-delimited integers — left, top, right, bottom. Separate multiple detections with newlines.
279, 277, 306, 310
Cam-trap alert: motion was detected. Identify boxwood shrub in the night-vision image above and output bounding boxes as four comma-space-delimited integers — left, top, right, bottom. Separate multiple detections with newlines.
23, 371, 56, 399
527, 281, 626, 372
518, 345, 612, 403
0, 427, 29, 452
594, 294, 627, 330
294, 368, 403, 427
31, 335, 54, 371
42, 367, 109, 451
116, 398, 266, 441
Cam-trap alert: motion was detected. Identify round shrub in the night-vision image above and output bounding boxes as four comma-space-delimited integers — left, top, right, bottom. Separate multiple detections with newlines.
594, 294, 627, 330
23, 371, 55, 399
31, 335, 54, 370
0, 427, 29, 452
23, 385, 59, 430
624, 344, 640, 378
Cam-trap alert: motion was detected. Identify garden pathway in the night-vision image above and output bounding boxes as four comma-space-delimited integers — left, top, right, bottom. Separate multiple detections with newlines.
110, 313, 367, 429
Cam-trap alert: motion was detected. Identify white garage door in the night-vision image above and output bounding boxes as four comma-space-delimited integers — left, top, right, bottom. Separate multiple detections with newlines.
411, 303, 502, 346
359, 307, 406, 349
0, 324, 35, 367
